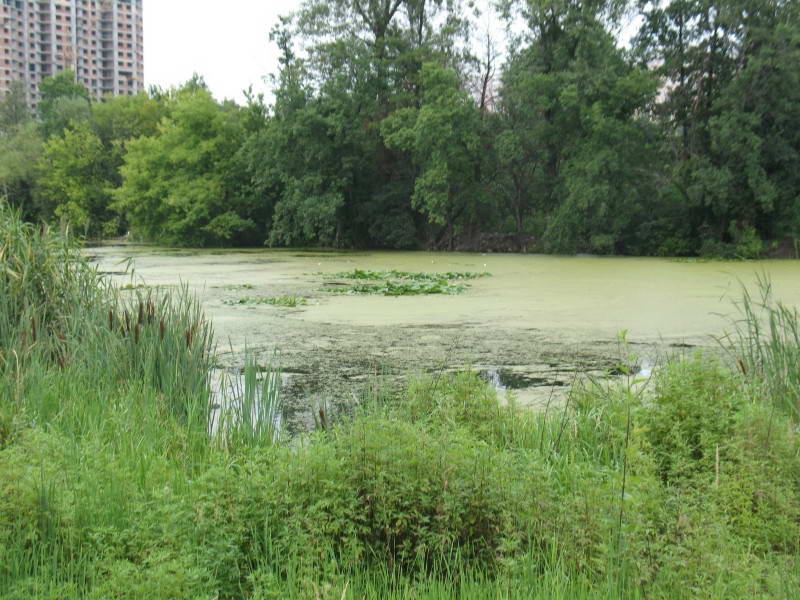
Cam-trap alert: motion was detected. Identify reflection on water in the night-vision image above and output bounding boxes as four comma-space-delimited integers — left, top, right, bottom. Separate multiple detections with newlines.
208, 367, 283, 439
480, 369, 567, 391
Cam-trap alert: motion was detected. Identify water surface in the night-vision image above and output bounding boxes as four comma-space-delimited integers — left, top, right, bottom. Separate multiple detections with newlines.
90, 246, 800, 420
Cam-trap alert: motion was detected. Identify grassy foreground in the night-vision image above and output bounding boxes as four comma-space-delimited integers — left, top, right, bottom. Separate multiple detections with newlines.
1, 204, 799, 599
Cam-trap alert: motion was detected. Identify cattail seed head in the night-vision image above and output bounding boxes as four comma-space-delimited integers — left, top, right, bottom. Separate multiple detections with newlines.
159, 319, 165, 341
135, 323, 141, 345
31, 318, 37, 344
109, 310, 114, 330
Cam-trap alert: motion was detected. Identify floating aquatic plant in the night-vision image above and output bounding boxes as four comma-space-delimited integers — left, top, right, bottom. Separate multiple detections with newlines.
322, 268, 490, 282
318, 269, 489, 296
224, 296, 307, 307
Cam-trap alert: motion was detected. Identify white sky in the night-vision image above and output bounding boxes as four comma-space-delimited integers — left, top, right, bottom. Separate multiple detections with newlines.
143, 1, 641, 105
144, 0, 303, 103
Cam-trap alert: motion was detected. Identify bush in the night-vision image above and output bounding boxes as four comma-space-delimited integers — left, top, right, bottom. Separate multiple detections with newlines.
639, 355, 744, 484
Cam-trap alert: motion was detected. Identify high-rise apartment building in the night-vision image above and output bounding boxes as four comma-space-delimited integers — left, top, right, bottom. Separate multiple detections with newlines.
0, 0, 143, 110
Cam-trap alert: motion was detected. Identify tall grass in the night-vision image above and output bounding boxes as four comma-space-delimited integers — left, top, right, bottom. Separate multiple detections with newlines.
719, 273, 800, 418
1, 202, 799, 598
214, 353, 282, 449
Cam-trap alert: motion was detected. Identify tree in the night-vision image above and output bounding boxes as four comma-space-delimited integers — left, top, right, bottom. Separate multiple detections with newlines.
0, 122, 42, 219
0, 82, 41, 218
38, 70, 91, 138
0, 80, 30, 133
635, 0, 800, 254
37, 123, 115, 237
249, 0, 479, 249
381, 62, 484, 247
114, 88, 256, 246
499, 0, 660, 253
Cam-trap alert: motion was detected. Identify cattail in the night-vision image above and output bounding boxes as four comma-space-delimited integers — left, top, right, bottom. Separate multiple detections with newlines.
134, 322, 141, 345
148, 300, 155, 324
137, 301, 144, 327
124, 312, 130, 335
185, 328, 192, 348
736, 358, 747, 375
108, 310, 114, 330
31, 317, 37, 344
159, 318, 165, 341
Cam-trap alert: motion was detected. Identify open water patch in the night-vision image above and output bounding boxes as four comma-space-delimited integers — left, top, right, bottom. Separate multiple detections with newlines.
479, 369, 567, 392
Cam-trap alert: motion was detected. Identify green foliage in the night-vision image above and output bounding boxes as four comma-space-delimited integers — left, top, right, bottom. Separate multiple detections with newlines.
0, 80, 30, 133
325, 280, 467, 296
0, 202, 106, 368
37, 123, 117, 237
223, 296, 307, 307
114, 88, 258, 246
320, 268, 488, 295
635, 0, 800, 254
326, 269, 490, 281
2, 2, 798, 254
37, 71, 91, 138
1, 217, 799, 599
499, 0, 661, 254
720, 276, 800, 418
638, 356, 742, 484
0, 121, 42, 218
382, 63, 483, 241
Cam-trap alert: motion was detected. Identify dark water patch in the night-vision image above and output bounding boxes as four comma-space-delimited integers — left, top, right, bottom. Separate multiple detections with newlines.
479, 369, 567, 391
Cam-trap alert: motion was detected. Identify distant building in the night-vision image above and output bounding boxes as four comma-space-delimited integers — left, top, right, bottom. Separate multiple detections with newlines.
0, 0, 143, 110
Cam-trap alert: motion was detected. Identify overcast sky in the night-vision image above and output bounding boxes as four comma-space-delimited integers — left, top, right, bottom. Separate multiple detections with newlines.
144, 0, 303, 103
143, 1, 640, 105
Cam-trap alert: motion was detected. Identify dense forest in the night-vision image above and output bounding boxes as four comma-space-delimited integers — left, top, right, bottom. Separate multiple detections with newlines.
1, 0, 799, 257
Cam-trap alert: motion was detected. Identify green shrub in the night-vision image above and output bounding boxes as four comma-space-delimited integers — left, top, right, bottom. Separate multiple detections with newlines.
639, 355, 744, 484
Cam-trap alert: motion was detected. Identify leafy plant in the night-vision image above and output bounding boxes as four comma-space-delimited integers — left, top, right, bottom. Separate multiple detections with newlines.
223, 296, 307, 307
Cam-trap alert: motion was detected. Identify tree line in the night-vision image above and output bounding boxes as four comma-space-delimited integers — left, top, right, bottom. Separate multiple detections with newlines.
1, 0, 798, 257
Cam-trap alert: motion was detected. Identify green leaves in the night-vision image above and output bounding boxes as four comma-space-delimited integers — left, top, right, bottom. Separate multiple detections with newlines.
37, 123, 114, 238
114, 89, 255, 246
319, 268, 489, 295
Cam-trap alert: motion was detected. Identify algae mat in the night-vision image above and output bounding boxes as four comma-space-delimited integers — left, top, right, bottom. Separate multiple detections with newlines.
89, 246, 800, 429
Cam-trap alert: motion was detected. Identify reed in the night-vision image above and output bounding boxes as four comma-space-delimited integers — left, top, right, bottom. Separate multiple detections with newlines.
718, 273, 800, 418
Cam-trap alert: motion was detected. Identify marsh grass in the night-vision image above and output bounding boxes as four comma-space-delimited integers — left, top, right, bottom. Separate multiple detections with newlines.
2, 203, 799, 598
718, 274, 800, 418
213, 354, 283, 449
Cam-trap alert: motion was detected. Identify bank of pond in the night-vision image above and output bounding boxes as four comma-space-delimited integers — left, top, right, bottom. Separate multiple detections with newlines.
1, 206, 799, 599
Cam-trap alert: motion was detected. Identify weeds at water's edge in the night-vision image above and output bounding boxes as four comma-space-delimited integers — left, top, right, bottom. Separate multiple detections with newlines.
717, 273, 800, 419
2, 204, 800, 599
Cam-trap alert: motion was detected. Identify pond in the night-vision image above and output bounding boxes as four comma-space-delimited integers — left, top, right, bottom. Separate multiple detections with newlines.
89, 245, 800, 430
